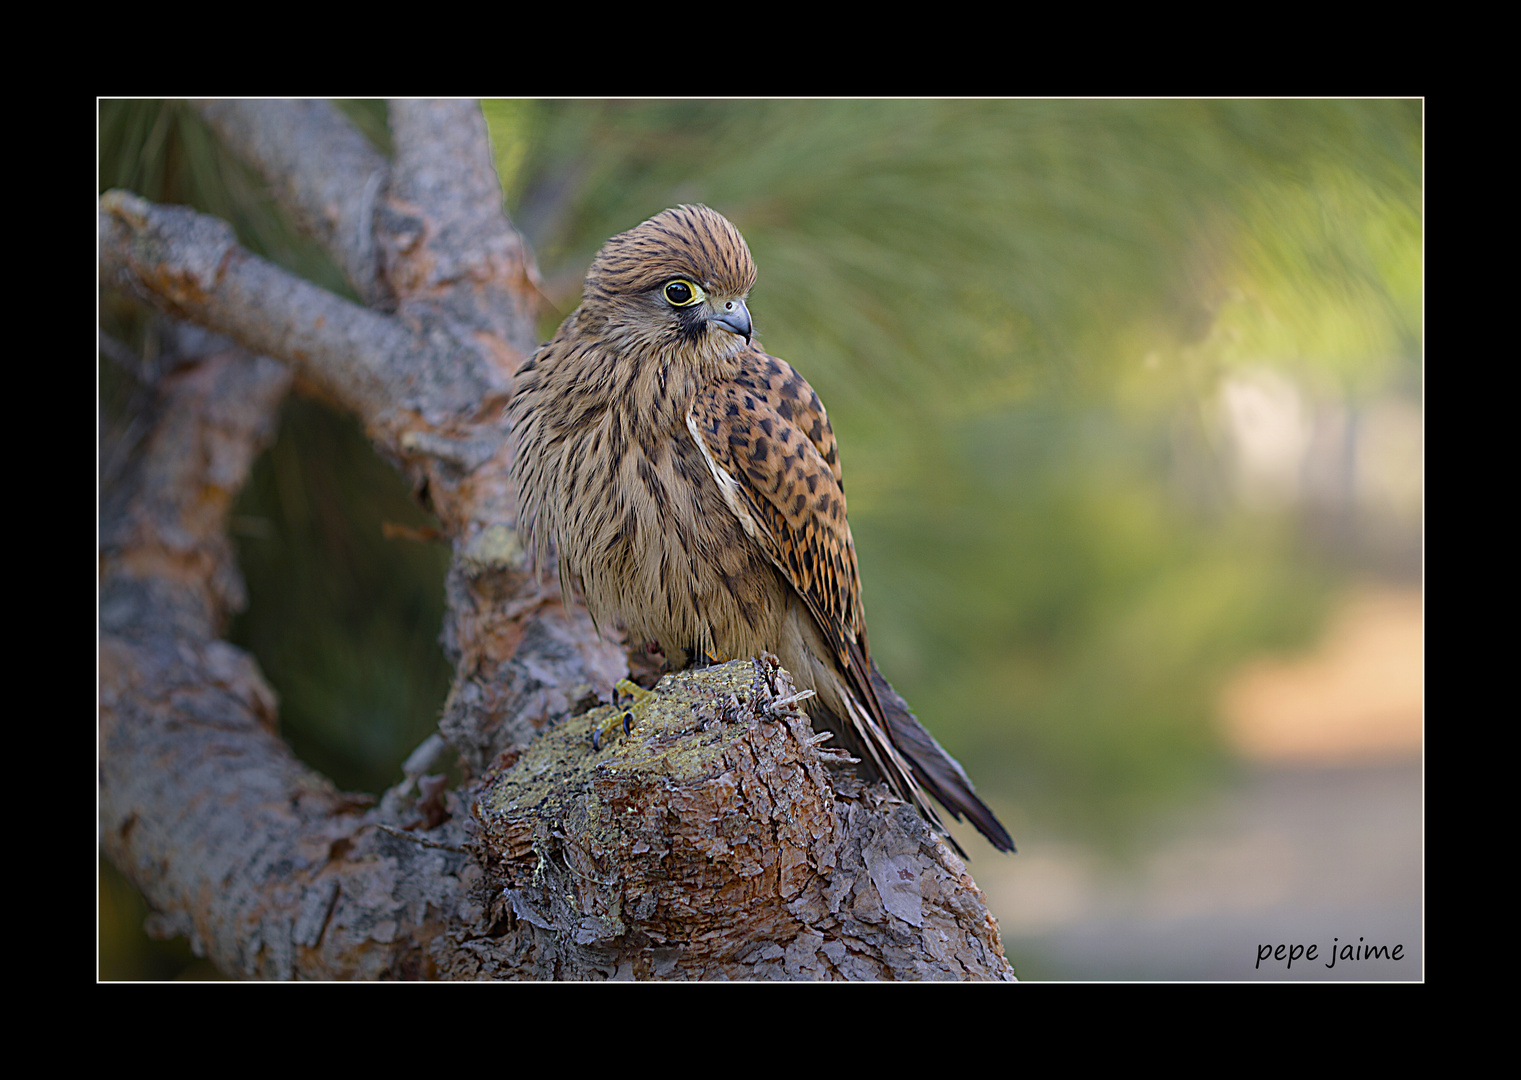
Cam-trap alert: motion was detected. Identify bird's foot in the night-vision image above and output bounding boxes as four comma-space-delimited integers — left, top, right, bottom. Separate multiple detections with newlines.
590, 679, 655, 751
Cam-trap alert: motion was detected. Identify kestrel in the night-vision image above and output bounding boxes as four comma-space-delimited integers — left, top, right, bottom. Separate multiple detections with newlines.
509, 205, 1014, 853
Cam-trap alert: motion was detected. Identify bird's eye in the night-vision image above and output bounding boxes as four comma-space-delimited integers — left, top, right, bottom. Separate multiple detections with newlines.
663, 279, 706, 307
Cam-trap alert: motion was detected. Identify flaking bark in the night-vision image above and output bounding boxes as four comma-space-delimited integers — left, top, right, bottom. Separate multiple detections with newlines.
98, 99, 1013, 980
468, 657, 1010, 979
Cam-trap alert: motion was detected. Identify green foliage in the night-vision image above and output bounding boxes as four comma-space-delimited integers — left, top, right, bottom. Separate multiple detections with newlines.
507, 101, 1419, 415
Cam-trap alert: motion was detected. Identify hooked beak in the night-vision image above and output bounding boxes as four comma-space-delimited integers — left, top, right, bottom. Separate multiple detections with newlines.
710, 298, 752, 343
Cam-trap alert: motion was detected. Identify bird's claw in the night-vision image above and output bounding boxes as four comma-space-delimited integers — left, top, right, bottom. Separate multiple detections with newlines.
590, 679, 654, 750
591, 708, 636, 750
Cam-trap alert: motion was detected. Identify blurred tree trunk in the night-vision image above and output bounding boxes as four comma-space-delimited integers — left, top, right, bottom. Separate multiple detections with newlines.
97, 99, 1013, 980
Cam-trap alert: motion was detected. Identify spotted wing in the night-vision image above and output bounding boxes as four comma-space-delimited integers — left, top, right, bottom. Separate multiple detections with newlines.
687, 349, 864, 659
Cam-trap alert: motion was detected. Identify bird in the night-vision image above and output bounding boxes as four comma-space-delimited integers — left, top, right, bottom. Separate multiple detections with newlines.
509, 204, 1014, 854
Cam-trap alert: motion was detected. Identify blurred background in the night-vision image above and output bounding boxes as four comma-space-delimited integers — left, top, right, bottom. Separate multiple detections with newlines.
99, 99, 1422, 980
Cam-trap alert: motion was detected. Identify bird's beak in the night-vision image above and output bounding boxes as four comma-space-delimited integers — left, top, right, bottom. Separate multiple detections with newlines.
711, 298, 752, 344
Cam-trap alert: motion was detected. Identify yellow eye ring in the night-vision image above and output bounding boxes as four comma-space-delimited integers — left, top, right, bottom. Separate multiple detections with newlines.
663, 279, 706, 307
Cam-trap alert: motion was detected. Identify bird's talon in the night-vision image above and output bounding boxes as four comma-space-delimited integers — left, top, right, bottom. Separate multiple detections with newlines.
591, 711, 623, 750
591, 682, 651, 752
615, 678, 651, 705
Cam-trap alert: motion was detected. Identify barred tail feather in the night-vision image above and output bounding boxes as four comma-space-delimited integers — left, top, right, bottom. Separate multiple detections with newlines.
838, 687, 952, 838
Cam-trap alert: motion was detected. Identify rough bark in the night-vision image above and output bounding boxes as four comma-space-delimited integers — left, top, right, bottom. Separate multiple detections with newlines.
98, 99, 1014, 980
468, 657, 1009, 979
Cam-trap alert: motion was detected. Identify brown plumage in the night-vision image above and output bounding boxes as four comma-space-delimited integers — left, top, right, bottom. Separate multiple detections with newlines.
510, 205, 1013, 854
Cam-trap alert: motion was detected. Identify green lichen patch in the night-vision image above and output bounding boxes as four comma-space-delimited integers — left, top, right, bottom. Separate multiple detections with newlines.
478, 658, 772, 826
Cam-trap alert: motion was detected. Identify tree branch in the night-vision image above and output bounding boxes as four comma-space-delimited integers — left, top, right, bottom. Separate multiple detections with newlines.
100, 190, 411, 424
193, 99, 394, 308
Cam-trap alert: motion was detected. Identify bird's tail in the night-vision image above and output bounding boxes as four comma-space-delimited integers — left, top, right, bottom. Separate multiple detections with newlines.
865, 661, 1016, 854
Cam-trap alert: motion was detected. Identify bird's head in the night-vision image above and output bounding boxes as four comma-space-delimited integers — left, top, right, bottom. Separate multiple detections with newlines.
582, 205, 758, 373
